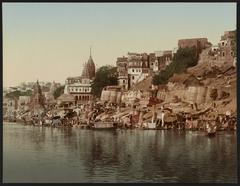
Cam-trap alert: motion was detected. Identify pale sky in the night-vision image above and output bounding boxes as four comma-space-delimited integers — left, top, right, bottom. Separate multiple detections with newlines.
3, 3, 236, 87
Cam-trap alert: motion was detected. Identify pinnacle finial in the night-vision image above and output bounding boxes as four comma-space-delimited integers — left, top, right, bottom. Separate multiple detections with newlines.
90, 46, 92, 57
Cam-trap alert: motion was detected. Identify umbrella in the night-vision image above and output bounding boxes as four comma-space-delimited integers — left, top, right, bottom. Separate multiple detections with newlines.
164, 113, 177, 123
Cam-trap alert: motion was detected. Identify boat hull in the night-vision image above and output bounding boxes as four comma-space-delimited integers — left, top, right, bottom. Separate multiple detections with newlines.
93, 122, 117, 130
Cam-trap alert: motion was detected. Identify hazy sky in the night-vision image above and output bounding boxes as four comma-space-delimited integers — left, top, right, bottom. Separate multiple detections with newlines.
3, 3, 236, 87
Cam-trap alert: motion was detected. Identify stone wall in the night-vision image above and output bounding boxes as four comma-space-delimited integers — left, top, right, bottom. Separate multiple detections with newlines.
178, 38, 209, 51
100, 86, 122, 104
162, 83, 220, 104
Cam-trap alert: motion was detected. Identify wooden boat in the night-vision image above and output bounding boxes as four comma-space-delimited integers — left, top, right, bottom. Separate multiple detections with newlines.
206, 126, 217, 137
92, 121, 117, 130
207, 131, 216, 137
142, 122, 157, 130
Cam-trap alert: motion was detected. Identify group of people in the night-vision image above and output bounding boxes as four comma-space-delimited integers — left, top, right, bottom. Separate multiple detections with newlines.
19, 101, 237, 132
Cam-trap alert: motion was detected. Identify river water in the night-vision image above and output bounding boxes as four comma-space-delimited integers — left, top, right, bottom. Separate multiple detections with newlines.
3, 122, 238, 183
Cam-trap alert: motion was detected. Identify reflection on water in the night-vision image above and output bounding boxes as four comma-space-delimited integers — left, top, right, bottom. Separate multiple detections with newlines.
3, 122, 237, 183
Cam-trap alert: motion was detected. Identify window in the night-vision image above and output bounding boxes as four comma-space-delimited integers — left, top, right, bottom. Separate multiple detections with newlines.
132, 76, 135, 80
222, 42, 224, 46
123, 80, 125, 83
222, 52, 225, 57
132, 69, 135, 72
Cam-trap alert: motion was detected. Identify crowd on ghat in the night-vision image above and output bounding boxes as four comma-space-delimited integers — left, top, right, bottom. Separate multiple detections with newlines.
17, 100, 237, 132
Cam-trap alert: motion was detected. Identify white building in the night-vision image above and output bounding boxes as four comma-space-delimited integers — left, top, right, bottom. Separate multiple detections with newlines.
64, 76, 93, 103
64, 50, 96, 104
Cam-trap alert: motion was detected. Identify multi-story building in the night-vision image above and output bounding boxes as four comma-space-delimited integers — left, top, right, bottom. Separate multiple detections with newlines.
155, 50, 173, 71
3, 97, 18, 119
64, 50, 96, 104
116, 56, 129, 90
218, 30, 236, 59
116, 50, 175, 90
127, 52, 145, 87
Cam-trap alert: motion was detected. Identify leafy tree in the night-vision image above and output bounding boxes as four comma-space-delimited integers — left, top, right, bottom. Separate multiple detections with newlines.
5, 90, 32, 99
53, 85, 65, 99
152, 47, 199, 85
91, 65, 118, 97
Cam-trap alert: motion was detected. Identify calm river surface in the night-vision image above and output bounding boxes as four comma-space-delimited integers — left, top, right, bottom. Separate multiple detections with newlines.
3, 122, 238, 183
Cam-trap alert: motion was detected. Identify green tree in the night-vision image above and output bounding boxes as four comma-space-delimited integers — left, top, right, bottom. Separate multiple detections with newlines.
152, 47, 199, 85
53, 85, 65, 99
5, 90, 32, 99
91, 65, 118, 97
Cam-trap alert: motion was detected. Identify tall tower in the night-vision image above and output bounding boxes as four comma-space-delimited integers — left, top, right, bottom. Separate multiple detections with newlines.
81, 47, 96, 79
30, 80, 46, 114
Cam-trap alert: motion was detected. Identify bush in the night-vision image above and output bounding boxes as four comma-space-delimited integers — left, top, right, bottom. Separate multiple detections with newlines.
53, 86, 65, 99
152, 47, 199, 85
5, 90, 32, 99
91, 65, 118, 97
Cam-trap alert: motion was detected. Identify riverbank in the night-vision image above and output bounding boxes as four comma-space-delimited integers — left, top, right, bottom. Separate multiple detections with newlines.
4, 100, 237, 132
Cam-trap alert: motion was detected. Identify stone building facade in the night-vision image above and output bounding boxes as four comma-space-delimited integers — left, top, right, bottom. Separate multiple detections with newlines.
64, 50, 95, 104
206, 30, 236, 67
116, 51, 175, 91
155, 50, 173, 71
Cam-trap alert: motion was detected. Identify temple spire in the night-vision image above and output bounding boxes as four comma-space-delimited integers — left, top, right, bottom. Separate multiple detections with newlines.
90, 46, 92, 57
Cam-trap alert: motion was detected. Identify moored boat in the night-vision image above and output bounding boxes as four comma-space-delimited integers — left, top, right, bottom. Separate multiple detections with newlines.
92, 121, 118, 130
206, 125, 217, 137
